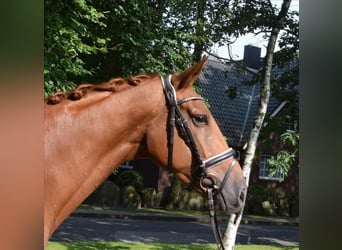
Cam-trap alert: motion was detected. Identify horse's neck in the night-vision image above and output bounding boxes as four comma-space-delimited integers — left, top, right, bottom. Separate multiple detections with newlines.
46, 81, 161, 161
44, 79, 163, 238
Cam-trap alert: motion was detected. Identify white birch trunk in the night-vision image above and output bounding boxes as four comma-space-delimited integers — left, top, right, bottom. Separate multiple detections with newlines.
221, 1, 292, 249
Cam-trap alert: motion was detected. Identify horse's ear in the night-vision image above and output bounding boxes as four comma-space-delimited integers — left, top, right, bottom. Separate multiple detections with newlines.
171, 56, 208, 90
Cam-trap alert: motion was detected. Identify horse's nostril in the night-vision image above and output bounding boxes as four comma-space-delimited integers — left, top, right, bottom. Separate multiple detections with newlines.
239, 187, 247, 202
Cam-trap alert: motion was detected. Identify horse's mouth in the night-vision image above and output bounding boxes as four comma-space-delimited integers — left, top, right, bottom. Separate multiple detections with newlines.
216, 189, 246, 215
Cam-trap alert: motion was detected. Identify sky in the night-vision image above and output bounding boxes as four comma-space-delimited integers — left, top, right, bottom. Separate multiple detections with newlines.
213, 0, 299, 60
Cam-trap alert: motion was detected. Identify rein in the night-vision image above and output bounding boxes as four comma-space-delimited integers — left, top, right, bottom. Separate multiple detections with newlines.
161, 75, 238, 250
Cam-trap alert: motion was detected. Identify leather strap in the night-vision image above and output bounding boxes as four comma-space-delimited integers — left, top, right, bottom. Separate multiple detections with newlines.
208, 188, 225, 250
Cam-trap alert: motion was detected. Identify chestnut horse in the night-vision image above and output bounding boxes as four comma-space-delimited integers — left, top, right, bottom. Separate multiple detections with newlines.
44, 57, 247, 247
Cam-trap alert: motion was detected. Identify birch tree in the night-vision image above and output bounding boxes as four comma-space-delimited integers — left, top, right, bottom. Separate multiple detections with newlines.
222, 0, 294, 249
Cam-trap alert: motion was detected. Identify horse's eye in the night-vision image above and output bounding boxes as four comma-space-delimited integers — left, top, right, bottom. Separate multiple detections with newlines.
192, 114, 208, 125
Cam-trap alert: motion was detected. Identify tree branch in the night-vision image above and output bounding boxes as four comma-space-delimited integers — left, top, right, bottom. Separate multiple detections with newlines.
251, 29, 271, 36
266, 0, 276, 16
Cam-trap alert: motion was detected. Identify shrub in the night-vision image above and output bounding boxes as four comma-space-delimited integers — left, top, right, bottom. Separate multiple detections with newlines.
83, 180, 120, 208
245, 186, 298, 217
120, 185, 141, 208
176, 190, 205, 210
115, 170, 144, 190
140, 188, 157, 208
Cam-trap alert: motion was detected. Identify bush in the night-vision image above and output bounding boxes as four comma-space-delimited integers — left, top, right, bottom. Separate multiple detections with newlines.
245, 186, 289, 216
140, 188, 157, 208
120, 185, 141, 208
245, 186, 269, 215
115, 170, 144, 190
83, 180, 120, 208
153, 191, 164, 207
176, 190, 205, 210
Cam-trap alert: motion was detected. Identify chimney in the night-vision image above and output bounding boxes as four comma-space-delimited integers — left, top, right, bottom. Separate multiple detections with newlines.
243, 45, 261, 70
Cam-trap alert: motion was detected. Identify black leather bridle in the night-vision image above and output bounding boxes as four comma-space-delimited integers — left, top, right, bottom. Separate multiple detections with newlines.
161, 75, 238, 249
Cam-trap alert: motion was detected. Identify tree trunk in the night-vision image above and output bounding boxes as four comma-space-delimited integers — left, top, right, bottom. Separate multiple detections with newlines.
193, 0, 206, 62
222, 1, 292, 249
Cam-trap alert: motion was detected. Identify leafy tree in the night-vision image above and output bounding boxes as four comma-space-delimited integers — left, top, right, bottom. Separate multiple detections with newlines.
44, 0, 109, 96
85, 0, 174, 79
44, 0, 198, 96
163, 0, 233, 62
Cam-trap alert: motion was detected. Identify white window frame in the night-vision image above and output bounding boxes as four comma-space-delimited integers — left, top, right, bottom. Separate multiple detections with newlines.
259, 154, 284, 181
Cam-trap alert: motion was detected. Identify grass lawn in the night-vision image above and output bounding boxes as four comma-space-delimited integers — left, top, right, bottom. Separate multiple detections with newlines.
47, 242, 299, 250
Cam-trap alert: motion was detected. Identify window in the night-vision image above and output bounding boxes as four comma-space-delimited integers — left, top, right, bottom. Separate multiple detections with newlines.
259, 154, 284, 181
119, 161, 134, 170
285, 114, 298, 132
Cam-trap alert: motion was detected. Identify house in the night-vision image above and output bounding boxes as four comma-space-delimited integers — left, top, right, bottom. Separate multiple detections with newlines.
197, 47, 298, 216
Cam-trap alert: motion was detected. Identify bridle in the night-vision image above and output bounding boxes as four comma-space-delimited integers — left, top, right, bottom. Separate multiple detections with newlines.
161, 75, 238, 250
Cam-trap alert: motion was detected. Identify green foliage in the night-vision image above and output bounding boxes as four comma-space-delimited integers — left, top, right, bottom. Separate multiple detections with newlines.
160, 176, 182, 210
140, 188, 157, 208
245, 186, 298, 217
245, 186, 276, 215
44, 0, 109, 96
44, 0, 201, 96
267, 131, 299, 180
176, 190, 205, 210
164, 0, 233, 61
280, 131, 299, 148
115, 170, 144, 190
267, 151, 295, 178
225, 0, 276, 37
83, 180, 120, 207
120, 185, 141, 208
46, 1, 300, 98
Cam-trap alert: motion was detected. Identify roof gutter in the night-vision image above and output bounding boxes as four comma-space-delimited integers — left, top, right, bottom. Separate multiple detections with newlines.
263, 101, 288, 127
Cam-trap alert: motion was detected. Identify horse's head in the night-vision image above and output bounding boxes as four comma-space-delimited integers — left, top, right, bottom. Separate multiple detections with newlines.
143, 57, 247, 214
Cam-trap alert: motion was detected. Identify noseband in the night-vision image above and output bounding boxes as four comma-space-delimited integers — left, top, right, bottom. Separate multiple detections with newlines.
162, 75, 238, 249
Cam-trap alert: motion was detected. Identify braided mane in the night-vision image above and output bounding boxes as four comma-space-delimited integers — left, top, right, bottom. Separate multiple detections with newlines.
45, 74, 156, 105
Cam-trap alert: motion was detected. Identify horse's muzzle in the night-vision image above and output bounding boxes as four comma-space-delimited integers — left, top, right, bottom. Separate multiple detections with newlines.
200, 173, 247, 214
218, 181, 247, 214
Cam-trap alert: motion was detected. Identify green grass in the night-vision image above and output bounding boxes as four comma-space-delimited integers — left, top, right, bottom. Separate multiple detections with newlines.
47, 242, 299, 250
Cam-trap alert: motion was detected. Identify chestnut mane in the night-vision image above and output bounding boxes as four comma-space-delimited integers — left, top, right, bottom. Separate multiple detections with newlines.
45, 74, 155, 105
